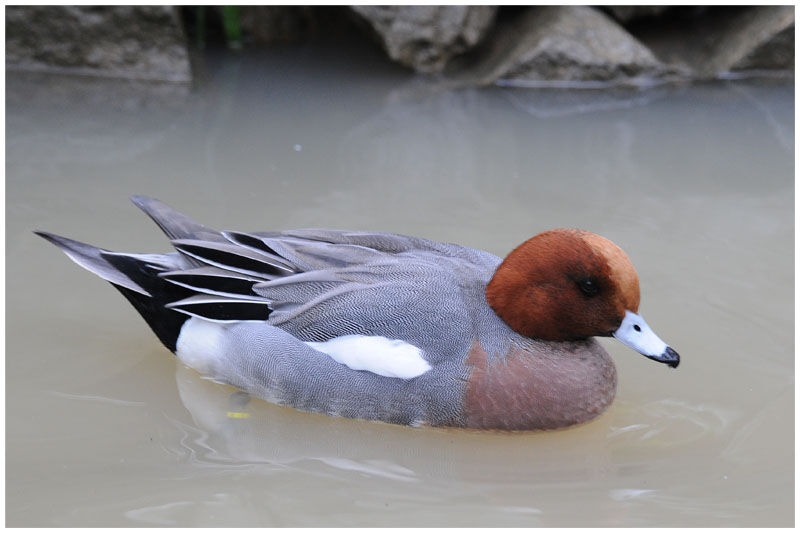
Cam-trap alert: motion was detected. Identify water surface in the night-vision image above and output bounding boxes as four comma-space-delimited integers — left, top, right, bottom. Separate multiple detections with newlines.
6, 46, 794, 526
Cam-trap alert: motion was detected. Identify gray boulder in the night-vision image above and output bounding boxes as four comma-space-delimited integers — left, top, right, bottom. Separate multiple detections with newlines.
452, 6, 674, 87
637, 6, 794, 79
351, 6, 497, 73
5, 6, 191, 83
703, 6, 794, 76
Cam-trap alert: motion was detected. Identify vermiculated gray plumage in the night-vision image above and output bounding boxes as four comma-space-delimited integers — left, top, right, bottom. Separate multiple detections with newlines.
37, 196, 619, 429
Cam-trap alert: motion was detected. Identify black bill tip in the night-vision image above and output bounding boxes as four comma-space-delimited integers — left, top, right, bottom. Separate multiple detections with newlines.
646, 346, 680, 369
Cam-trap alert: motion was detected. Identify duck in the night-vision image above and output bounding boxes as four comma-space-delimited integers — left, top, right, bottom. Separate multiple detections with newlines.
36, 196, 679, 431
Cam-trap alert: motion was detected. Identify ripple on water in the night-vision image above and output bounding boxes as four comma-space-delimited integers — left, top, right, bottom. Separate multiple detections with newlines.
608, 398, 736, 449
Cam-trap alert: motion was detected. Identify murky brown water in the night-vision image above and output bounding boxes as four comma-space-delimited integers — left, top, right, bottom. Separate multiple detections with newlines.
6, 46, 794, 526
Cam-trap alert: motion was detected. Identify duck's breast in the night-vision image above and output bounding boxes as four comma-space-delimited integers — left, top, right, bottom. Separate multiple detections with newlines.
461, 337, 617, 430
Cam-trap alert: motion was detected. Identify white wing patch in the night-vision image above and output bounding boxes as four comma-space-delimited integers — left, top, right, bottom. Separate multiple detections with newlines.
305, 335, 431, 379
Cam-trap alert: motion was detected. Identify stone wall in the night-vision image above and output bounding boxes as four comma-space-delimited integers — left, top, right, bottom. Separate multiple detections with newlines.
355, 5, 794, 86
6, 6, 191, 83
5, 5, 794, 87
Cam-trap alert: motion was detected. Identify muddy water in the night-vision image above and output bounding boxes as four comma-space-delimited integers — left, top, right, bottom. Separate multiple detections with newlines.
6, 47, 793, 526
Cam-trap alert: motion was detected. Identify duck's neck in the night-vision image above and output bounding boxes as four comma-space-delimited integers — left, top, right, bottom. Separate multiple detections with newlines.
461, 339, 617, 430
485, 234, 578, 340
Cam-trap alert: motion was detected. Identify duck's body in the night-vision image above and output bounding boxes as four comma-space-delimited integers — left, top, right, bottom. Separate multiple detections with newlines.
38, 197, 678, 430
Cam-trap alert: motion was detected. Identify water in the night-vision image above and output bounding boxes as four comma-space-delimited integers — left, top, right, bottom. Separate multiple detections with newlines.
6, 45, 794, 526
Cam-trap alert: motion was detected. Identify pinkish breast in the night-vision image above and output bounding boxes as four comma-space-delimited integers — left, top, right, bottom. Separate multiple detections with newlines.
463, 339, 617, 430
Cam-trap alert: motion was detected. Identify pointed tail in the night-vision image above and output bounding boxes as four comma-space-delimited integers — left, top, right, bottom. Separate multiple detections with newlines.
129, 195, 225, 243
34, 195, 221, 352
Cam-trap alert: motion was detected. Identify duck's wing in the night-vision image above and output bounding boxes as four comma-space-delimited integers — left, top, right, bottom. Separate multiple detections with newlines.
161, 231, 464, 330
156, 228, 482, 362
40, 196, 491, 354
248, 228, 501, 271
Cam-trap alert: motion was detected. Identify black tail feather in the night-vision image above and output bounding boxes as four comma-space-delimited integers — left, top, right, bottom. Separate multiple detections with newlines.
38, 197, 288, 350
112, 285, 189, 352
101, 253, 194, 352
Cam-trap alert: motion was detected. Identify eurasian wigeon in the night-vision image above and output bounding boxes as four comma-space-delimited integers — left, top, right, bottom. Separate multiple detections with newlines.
37, 196, 679, 430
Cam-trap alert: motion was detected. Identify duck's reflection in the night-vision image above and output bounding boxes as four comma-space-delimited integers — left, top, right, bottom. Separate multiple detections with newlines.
170, 360, 747, 526
172, 362, 622, 485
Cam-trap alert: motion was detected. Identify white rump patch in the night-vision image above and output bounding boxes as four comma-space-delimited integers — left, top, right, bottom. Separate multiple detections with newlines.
175, 317, 226, 373
306, 335, 431, 379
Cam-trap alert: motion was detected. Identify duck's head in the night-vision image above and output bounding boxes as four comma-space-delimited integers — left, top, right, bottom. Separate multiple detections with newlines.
486, 228, 679, 368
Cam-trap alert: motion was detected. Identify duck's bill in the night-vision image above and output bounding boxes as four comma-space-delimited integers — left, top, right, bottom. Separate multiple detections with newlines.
613, 311, 680, 368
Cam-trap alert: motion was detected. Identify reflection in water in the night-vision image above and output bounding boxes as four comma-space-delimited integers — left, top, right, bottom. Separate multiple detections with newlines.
175, 362, 619, 483
171, 357, 749, 527
50, 390, 147, 408
729, 83, 794, 152
500, 86, 671, 118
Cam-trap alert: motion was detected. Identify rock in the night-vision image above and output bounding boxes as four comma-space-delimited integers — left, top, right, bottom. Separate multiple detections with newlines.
350, 6, 497, 73
451, 6, 674, 87
704, 6, 794, 75
636, 6, 794, 79
5, 6, 191, 83
732, 25, 794, 72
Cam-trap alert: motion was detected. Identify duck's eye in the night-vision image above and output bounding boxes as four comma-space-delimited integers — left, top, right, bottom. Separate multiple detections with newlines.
578, 278, 599, 296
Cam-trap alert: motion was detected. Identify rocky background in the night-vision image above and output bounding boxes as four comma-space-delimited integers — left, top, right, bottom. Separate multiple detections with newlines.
5, 5, 794, 87
5, 6, 191, 82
